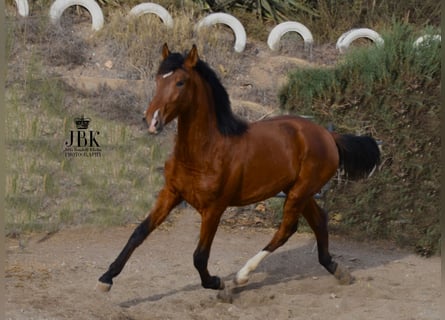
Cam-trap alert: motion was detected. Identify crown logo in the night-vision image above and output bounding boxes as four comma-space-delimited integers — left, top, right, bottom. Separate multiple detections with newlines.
74, 115, 91, 130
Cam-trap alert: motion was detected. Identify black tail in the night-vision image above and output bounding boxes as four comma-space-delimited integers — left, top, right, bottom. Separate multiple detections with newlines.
332, 134, 380, 180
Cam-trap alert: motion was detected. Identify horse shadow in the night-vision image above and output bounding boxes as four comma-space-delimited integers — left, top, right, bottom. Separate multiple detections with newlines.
118, 237, 408, 307
223, 238, 408, 295
119, 283, 202, 308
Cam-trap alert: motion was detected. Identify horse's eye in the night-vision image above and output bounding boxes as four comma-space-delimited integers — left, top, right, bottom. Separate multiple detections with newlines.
176, 80, 185, 87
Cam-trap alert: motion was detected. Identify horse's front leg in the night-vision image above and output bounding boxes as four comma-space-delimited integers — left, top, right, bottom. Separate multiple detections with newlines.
193, 208, 226, 290
96, 186, 182, 292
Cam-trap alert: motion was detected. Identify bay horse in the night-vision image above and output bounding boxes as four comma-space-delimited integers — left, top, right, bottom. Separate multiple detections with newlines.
97, 44, 380, 295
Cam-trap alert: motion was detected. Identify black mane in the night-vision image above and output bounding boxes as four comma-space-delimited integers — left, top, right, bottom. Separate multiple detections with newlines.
158, 52, 248, 136
157, 52, 184, 75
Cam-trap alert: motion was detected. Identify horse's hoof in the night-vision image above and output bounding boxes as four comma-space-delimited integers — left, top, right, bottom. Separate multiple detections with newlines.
203, 276, 225, 290
96, 281, 112, 292
334, 265, 355, 285
216, 281, 233, 303
234, 274, 249, 286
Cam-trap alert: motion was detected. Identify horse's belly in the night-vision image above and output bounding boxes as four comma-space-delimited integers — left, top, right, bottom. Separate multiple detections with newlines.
231, 162, 295, 206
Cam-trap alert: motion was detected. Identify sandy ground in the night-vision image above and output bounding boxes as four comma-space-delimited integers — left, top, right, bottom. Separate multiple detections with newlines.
6, 208, 441, 320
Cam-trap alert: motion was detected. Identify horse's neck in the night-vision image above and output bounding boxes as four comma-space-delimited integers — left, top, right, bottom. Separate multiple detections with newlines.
175, 90, 221, 162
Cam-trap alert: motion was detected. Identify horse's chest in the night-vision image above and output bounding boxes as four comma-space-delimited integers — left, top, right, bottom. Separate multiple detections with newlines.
170, 163, 223, 208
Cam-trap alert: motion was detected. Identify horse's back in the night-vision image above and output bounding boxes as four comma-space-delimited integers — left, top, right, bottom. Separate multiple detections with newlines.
250, 115, 337, 156
259, 115, 339, 171
226, 115, 339, 205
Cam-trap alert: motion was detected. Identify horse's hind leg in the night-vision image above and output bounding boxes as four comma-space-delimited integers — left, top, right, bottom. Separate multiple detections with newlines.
234, 195, 304, 285
302, 198, 354, 284
97, 186, 182, 292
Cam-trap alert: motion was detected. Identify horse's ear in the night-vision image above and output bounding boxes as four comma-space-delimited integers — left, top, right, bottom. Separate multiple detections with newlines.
184, 44, 199, 68
162, 43, 170, 60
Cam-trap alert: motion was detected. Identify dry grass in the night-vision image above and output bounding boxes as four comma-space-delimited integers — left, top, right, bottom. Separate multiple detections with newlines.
43, 24, 89, 67
94, 8, 241, 81
88, 85, 145, 126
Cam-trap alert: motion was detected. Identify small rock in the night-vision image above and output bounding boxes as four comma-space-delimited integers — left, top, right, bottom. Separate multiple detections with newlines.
104, 60, 113, 69
349, 257, 358, 262
255, 203, 266, 212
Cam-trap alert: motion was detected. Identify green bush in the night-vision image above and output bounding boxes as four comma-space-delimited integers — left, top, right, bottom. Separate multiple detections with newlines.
279, 22, 441, 255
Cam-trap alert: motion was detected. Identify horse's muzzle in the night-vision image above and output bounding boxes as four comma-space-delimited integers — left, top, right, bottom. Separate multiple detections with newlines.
146, 109, 163, 134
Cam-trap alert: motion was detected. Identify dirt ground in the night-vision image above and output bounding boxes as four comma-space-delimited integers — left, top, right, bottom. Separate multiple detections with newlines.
5, 208, 441, 320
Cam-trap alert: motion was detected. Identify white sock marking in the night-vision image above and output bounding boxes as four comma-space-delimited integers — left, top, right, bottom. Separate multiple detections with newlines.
236, 250, 270, 285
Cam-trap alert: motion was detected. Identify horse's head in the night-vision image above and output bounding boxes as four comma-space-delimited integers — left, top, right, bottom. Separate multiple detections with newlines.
144, 44, 199, 134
